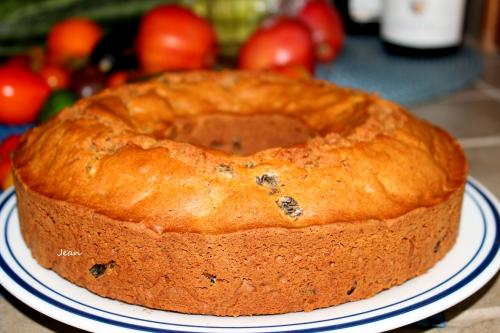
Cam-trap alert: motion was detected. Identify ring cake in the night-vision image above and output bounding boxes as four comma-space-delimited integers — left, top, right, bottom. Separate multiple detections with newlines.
13, 71, 467, 316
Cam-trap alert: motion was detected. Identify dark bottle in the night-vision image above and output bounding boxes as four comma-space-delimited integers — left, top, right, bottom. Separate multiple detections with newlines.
381, 0, 466, 57
334, 0, 382, 35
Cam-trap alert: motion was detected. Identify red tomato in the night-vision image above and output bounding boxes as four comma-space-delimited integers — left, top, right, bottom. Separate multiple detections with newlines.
0, 66, 50, 124
0, 134, 21, 159
298, 0, 344, 62
39, 63, 70, 89
238, 17, 315, 73
47, 17, 103, 63
0, 134, 21, 185
4, 56, 31, 69
106, 71, 129, 87
272, 65, 312, 80
136, 5, 217, 73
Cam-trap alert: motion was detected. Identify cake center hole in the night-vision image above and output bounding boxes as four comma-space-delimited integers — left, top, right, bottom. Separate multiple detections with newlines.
167, 113, 317, 155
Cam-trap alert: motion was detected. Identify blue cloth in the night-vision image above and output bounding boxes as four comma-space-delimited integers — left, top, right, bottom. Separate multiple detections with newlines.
0, 124, 32, 142
316, 37, 483, 106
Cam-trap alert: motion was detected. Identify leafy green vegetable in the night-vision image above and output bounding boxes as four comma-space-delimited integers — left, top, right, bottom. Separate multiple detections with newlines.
36, 89, 77, 123
0, 0, 174, 55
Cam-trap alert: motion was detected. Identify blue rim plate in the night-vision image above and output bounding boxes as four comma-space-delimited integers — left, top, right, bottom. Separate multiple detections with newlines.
0, 177, 499, 333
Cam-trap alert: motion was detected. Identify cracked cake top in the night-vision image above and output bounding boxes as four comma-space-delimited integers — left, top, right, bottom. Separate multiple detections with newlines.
13, 71, 467, 233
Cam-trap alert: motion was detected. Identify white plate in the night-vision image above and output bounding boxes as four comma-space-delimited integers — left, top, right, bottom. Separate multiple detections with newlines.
0, 178, 499, 333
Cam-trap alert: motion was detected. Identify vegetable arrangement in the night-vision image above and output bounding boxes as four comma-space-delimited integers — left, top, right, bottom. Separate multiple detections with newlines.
0, 0, 172, 55
0, 0, 344, 188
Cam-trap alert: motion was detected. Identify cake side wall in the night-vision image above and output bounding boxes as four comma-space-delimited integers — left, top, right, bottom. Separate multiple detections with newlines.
15, 175, 464, 316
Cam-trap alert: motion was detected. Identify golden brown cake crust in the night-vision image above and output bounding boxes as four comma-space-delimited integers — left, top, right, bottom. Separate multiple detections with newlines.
15, 174, 464, 316
13, 71, 466, 234
12, 70, 467, 315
